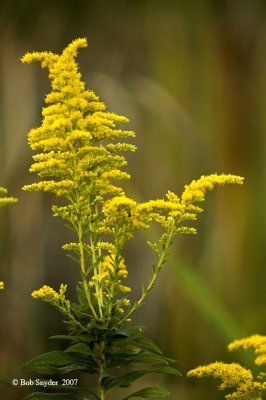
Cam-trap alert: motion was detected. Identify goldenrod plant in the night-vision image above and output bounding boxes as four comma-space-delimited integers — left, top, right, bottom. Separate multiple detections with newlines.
188, 335, 266, 399
0, 186, 17, 290
21, 38, 243, 400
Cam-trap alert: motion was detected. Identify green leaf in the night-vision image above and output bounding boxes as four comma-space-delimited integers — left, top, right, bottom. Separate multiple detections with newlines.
23, 393, 77, 400
131, 351, 169, 366
110, 326, 145, 342
50, 334, 95, 344
71, 305, 91, 320
107, 345, 141, 356
65, 342, 94, 356
134, 337, 162, 354
122, 386, 170, 399
65, 253, 79, 264
22, 351, 75, 370
153, 366, 182, 376
22, 351, 96, 374
147, 241, 159, 257
76, 285, 87, 304
47, 385, 100, 399
50, 364, 88, 374
104, 370, 150, 390
50, 334, 73, 341
106, 354, 132, 369
102, 365, 181, 391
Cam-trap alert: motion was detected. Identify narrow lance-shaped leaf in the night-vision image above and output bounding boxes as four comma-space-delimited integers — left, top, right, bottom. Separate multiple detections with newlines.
23, 393, 77, 400
122, 386, 170, 399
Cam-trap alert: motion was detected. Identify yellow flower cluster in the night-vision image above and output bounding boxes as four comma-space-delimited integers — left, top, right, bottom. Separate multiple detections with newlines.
181, 174, 244, 207
188, 334, 266, 399
188, 362, 264, 399
32, 284, 70, 313
102, 174, 243, 244
101, 254, 129, 281
188, 361, 253, 388
89, 255, 131, 296
22, 38, 135, 204
103, 196, 141, 241
229, 335, 266, 366
32, 285, 60, 302
0, 281, 4, 290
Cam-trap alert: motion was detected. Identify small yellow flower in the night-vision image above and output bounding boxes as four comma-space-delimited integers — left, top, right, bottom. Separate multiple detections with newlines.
32, 285, 59, 302
0, 281, 4, 290
118, 284, 131, 294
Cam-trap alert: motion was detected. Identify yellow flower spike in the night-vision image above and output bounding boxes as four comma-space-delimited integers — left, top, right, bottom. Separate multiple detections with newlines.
187, 362, 254, 388
32, 285, 59, 301
188, 334, 266, 400
22, 38, 135, 210
181, 174, 244, 205
187, 362, 264, 399
229, 335, 266, 366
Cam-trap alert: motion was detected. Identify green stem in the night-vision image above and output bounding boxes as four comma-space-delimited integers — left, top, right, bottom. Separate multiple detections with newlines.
98, 340, 106, 400
105, 234, 129, 328
77, 221, 99, 320
100, 386, 105, 400
58, 303, 88, 332
69, 156, 99, 320
120, 225, 175, 325
89, 226, 104, 318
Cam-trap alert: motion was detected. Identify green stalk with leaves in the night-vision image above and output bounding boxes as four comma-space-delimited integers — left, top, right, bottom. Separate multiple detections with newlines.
21, 38, 243, 400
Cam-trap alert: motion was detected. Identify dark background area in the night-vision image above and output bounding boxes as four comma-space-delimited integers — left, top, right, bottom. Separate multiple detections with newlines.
0, 1, 265, 398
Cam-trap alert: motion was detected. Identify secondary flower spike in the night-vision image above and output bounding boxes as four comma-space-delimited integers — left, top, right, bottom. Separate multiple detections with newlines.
188, 334, 266, 400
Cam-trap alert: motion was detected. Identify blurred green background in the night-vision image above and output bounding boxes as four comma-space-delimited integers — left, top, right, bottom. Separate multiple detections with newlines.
0, 0, 265, 398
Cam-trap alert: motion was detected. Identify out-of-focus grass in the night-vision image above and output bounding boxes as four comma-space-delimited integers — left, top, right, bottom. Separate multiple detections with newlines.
169, 256, 245, 344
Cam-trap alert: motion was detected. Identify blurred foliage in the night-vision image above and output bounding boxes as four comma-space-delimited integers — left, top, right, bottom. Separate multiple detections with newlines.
0, 1, 265, 399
